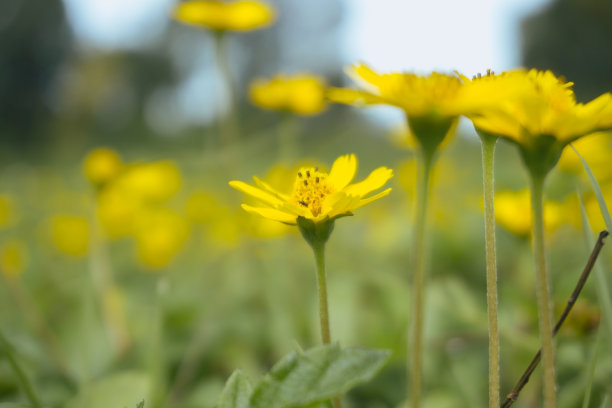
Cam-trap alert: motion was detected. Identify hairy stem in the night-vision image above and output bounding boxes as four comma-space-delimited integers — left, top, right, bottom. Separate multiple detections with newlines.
529, 173, 556, 408
410, 151, 433, 408
480, 134, 500, 408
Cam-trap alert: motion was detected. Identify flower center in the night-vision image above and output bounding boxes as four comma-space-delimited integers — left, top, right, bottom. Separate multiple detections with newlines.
291, 167, 334, 217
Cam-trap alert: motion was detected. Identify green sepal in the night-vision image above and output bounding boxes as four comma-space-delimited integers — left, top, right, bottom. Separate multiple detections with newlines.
297, 217, 336, 250
516, 134, 564, 179
407, 113, 457, 160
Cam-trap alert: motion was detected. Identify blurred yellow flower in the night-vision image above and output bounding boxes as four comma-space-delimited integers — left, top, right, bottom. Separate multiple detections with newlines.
49, 215, 90, 257
230, 154, 393, 224
173, 0, 276, 32
116, 161, 182, 203
133, 209, 189, 269
494, 189, 565, 237
83, 147, 123, 188
249, 74, 327, 115
0, 195, 16, 230
558, 132, 612, 182
0, 240, 27, 278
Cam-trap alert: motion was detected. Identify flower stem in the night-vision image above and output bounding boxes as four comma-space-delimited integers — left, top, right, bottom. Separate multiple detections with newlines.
529, 172, 556, 408
480, 133, 500, 408
410, 150, 433, 408
312, 244, 331, 344
214, 31, 239, 148
0, 328, 43, 408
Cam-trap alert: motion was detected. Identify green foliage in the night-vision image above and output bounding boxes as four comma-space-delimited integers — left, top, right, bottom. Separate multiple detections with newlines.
217, 344, 390, 408
63, 371, 149, 408
218, 371, 252, 408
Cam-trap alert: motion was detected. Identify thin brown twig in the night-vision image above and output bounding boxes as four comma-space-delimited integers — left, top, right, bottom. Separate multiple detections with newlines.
501, 230, 609, 408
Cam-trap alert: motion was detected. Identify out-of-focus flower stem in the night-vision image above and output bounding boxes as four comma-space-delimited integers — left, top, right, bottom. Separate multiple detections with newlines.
214, 31, 239, 148
410, 149, 433, 408
529, 172, 556, 408
0, 328, 43, 408
479, 132, 500, 408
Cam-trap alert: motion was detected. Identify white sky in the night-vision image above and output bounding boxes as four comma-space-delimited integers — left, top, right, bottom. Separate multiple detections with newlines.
61, 0, 552, 129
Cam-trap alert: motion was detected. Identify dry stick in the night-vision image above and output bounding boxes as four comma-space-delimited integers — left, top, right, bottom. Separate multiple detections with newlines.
501, 230, 609, 408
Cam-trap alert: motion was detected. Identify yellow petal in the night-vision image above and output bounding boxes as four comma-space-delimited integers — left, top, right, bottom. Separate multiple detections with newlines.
322, 191, 361, 218
253, 176, 290, 201
343, 167, 394, 197
352, 188, 392, 210
327, 88, 382, 105
327, 154, 357, 190
241, 204, 296, 224
229, 180, 284, 206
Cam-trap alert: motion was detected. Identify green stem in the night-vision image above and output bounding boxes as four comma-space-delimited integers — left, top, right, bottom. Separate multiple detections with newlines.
529, 172, 556, 408
312, 244, 343, 408
0, 328, 43, 408
312, 244, 331, 345
410, 150, 434, 408
480, 134, 500, 408
214, 31, 239, 147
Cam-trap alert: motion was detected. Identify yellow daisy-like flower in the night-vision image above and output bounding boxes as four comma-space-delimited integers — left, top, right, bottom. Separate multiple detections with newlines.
329, 63, 469, 156
229, 154, 393, 225
249, 74, 327, 116
173, 0, 276, 32
466, 69, 612, 175
329, 63, 465, 117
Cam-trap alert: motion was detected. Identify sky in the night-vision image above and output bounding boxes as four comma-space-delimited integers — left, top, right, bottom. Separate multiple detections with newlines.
61, 0, 552, 128
62, 0, 551, 71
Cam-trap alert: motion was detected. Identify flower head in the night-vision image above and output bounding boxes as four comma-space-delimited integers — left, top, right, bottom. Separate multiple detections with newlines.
329, 63, 470, 156
173, 0, 276, 32
83, 147, 123, 188
229, 154, 393, 225
249, 74, 327, 115
329, 63, 465, 118
465, 69, 612, 175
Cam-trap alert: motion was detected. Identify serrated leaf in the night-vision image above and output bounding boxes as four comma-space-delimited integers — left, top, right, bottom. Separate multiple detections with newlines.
218, 370, 252, 408
250, 344, 390, 408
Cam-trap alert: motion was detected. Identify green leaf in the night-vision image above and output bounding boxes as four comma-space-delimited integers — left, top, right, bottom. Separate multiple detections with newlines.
249, 344, 390, 408
218, 370, 252, 408
63, 371, 149, 408
570, 144, 612, 229
135, 400, 145, 408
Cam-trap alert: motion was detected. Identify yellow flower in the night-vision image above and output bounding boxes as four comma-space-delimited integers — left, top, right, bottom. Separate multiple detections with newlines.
329, 63, 465, 117
173, 0, 276, 32
229, 154, 393, 224
133, 209, 189, 269
83, 147, 123, 188
494, 189, 565, 237
0, 195, 16, 230
328, 63, 468, 156
558, 132, 612, 182
249, 74, 327, 115
49, 215, 90, 257
116, 161, 182, 203
0, 240, 27, 278
466, 69, 612, 174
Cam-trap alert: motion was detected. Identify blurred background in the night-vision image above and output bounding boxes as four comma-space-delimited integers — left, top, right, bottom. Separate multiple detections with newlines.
1, 0, 612, 407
